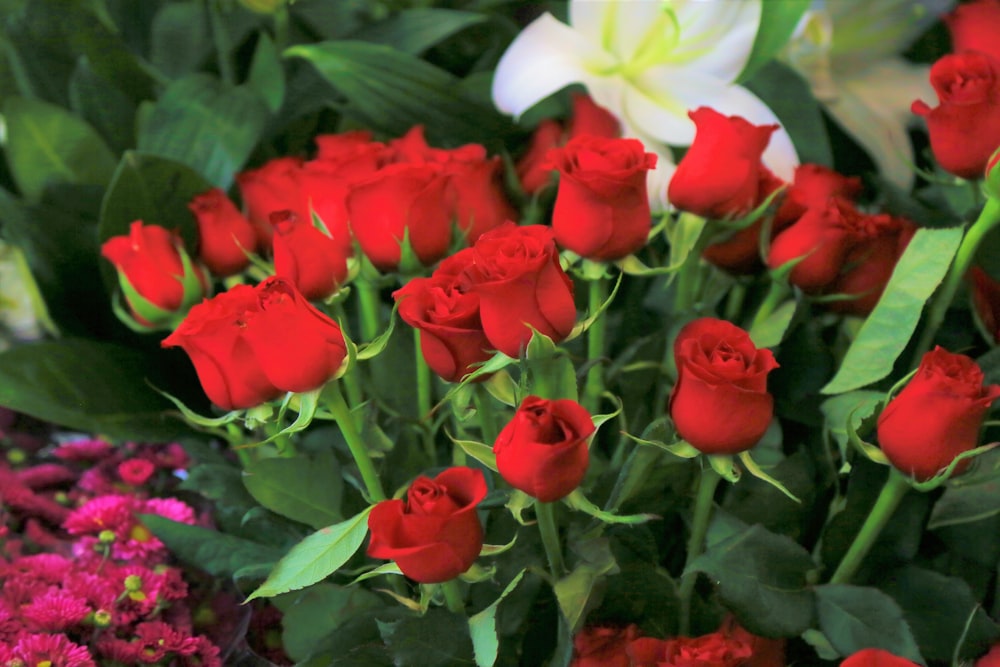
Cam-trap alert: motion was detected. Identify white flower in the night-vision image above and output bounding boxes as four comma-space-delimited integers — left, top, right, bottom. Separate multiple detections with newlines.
0, 240, 48, 349
491, 0, 800, 210
783, 0, 954, 189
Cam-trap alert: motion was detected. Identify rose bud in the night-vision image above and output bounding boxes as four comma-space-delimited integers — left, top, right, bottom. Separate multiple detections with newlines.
567, 93, 622, 140
946, 0, 1000, 62
970, 266, 1000, 342
161, 277, 347, 410
236, 156, 305, 250
493, 396, 594, 502
570, 625, 639, 667
270, 210, 349, 301
670, 318, 779, 455
466, 223, 576, 358
719, 616, 786, 667
188, 188, 258, 277
101, 221, 208, 327
911, 52, 1000, 179
366, 467, 487, 583
547, 135, 657, 260
976, 643, 1000, 667
393, 249, 493, 383
626, 631, 752, 667
840, 648, 921, 667
877, 346, 1000, 481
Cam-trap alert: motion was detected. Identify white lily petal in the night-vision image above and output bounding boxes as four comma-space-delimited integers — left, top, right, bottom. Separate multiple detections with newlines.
491, 13, 614, 119
829, 0, 955, 66
622, 80, 697, 146
569, 0, 665, 64
672, 0, 761, 80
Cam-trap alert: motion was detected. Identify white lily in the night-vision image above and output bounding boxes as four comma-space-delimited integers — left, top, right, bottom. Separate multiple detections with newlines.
0, 240, 49, 350
783, 0, 954, 189
491, 0, 799, 211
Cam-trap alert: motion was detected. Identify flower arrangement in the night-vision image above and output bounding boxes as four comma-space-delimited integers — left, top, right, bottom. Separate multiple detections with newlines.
3, 1, 1000, 666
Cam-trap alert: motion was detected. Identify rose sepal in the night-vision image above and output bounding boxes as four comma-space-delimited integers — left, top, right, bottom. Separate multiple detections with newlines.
347, 562, 404, 586
152, 384, 244, 428
908, 442, 1000, 491
449, 435, 498, 472
563, 488, 659, 525
523, 329, 578, 401
846, 403, 891, 466
622, 430, 702, 459
566, 270, 623, 341
479, 534, 518, 557
238, 387, 323, 450
506, 489, 534, 525
706, 453, 741, 483
334, 301, 398, 380
737, 450, 800, 502
459, 563, 496, 583
110, 291, 166, 333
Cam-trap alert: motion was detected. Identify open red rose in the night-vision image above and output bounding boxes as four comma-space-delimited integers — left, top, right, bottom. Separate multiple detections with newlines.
161, 277, 347, 410
946, 0, 1000, 61
392, 248, 493, 383
188, 189, 258, 277
570, 625, 639, 667
270, 211, 349, 301
494, 396, 594, 502
841, 648, 921, 667
547, 135, 657, 260
912, 52, 1000, 179
877, 346, 1000, 481
627, 631, 752, 667
670, 318, 779, 454
366, 467, 486, 583
466, 223, 576, 358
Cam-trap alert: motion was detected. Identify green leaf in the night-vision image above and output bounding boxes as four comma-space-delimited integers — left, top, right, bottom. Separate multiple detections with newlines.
141, 514, 285, 578
564, 489, 659, 525
281, 583, 384, 662
452, 437, 498, 472
378, 609, 475, 667
348, 562, 404, 586
247, 32, 285, 113
687, 524, 816, 637
149, 2, 211, 79
247, 507, 373, 601
3, 96, 116, 201
738, 1, 810, 83
822, 226, 965, 394
815, 584, 925, 664
68, 57, 136, 154
749, 299, 798, 349
137, 73, 270, 188
821, 391, 884, 459
350, 8, 488, 55
243, 450, 344, 529
469, 570, 527, 667
928, 449, 1000, 528
555, 558, 618, 634
0, 339, 193, 442
525, 331, 578, 401
285, 41, 511, 146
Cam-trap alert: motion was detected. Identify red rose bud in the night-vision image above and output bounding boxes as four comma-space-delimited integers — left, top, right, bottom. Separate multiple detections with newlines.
626, 631, 752, 667
780, 163, 863, 215
161, 277, 347, 410
393, 249, 493, 383
912, 52, 1000, 179
236, 156, 305, 250
670, 318, 779, 454
877, 347, 1000, 481
976, 643, 1000, 667
946, 0, 1000, 62
188, 188, 257, 277
570, 625, 639, 667
971, 266, 1000, 342
840, 648, 921, 667
101, 221, 207, 327
466, 223, 576, 358
346, 162, 452, 273
567, 93, 622, 141
494, 396, 594, 502
547, 135, 657, 260
270, 210, 349, 301
366, 467, 487, 583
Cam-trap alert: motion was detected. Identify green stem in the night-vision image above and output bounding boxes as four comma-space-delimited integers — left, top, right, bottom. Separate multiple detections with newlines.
413, 329, 436, 462
911, 198, 1000, 365
723, 282, 747, 323
440, 579, 465, 613
535, 501, 566, 578
227, 423, 253, 467
324, 382, 386, 502
355, 278, 382, 342
829, 468, 910, 585
583, 275, 609, 414
206, 0, 235, 86
272, 2, 290, 51
474, 384, 499, 448
678, 466, 721, 636
749, 279, 790, 332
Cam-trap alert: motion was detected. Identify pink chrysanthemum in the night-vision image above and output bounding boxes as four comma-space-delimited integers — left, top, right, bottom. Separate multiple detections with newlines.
52, 439, 113, 462
142, 497, 196, 525
20, 587, 91, 632
17, 463, 76, 489
10, 632, 96, 667
63, 495, 135, 536
118, 458, 156, 486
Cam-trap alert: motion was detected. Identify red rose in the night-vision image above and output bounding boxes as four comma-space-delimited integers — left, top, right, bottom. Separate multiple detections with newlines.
466, 223, 577, 358
570, 625, 639, 667
976, 643, 1000, 667
719, 616, 786, 667
346, 162, 452, 273
161, 277, 347, 410
567, 93, 622, 141
313, 129, 376, 162
782, 164, 863, 214
946, 0, 1000, 61
912, 52, 1000, 179
826, 218, 916, 317
366, 467, 487, 583
877, 346, 1000, 481
187, 188, 258, 277
493, 396, 594, 502
670, 318, 779, 455
392, 249, 493, 383
270, 211, 349, 301
236, 156, 305, 250
547, 135, 657, 260
840, 648, 921, 667
627, 632, 752, 667
970, 266, 1000, 342
101, 221, 208, 325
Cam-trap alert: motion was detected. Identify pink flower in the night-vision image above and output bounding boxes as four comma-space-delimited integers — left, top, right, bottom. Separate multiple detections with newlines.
10, 632, 96, 667
52, 439, 113, 462
20, 588, 91, 631
118, 459, 156, 486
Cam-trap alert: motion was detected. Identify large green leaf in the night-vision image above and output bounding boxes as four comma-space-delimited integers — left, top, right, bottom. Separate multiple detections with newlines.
738, 0, 810, 83
137, 73, 270, 188
242, 450, 344, 529
0, 339, 194, 442
280, 583, 384, 662
815, 584, 924, 664
285, 41, 512, 146
822, 226, 965, 395
349, 8, 488, 55
3, 96, 116, 201
469, 570, 527, 667
687, 524, 816, 637
378, 609, 475, 667
69, 57, 137, 155
928, 449, 1000, 528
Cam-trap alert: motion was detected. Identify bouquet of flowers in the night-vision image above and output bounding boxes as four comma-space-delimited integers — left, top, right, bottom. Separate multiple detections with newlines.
2, 0, 1000, 665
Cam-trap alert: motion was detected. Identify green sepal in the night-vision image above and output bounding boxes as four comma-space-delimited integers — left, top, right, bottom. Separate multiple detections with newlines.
707, 454, 741, 483
348, 562, 404, 586
380, 586, 428, 613
910, 442, 1000, 491
244, 403, 275, 430
766, 252, 806, 285
712, 184, 786, 233
846, 404, 890, 466
591, 394, 623, 433
615, 212, 706, 279
575, 258, 611, 282
738, 450, 800, 502
357, 300, 399, 361
437, 352, 515, 411
479, 534, 517, 557
111, 291, 162, 333
506, 490, 534, 525
334, 319, 359, 380
459, 563, 496, 583
566, 270, 623, 341
239, 387, 322, 449
563, 489, 658, 525
523, 328, 578, 401
151, 383, 242, 428
176, 244, 209, 310
482, 370, 518, 407
622, 431, 701, 459
396, 226, 426, 277
117, 269, 175, 326
449, 435, 498, 472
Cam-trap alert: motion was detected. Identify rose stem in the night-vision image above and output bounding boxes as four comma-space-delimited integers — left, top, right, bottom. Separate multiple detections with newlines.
748, 280, 789, 333
828, 467, 910, 585
330, 303, 365, 419
272, 1, 290, 51
440, 579, 466, 614
474, 383, 499, 450
355, 276, 382, 342
678, 465, 721, 636
413, 329, 436, 462
723, 282, 747, 322
535, 501, 566, 578
583, 273, 609, 414
911, 197, 1000, 366
206, 0, 235, 86
324, 381, 387, 502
